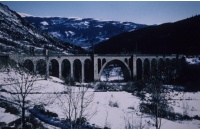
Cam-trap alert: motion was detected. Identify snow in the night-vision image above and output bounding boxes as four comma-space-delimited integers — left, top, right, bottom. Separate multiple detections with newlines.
17, 12, 33, 17
186, 57, 200, 64
40, 21, 49, 26
68, 17, 83, 20
0, 8, 11, 18
95, 25, 103, 28
1, 70, 200, 129
0, 8, 20, 24
169, 91, 200, 117
149, 119, 200, 129
0, 108, 18, 124
28, 28, 46, 40
50, 31, 62, 38
89, 91, 140, 128
65, 31, 75, 37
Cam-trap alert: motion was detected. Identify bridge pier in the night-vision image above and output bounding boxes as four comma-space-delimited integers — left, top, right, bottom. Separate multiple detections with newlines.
45, 58, 49, 80
70, 60, 73, 79
93, 56, 99, 81
33, 61, 37, 74
81, 62, 85, 83
133, 55, 137, 80
59, 61, 62, 79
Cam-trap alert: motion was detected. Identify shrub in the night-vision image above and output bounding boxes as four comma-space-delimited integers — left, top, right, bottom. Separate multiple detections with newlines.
109, 100, 119, 108
33, 105, 58, 118
135, 91, 145, 100
123, 82, 135, 92
139, 102, 200, 121
64, 76, 75, 86
96, 82, 110, 91
134, 80, 146, 92
0, 101, 20, 115
193, 115, 200, 120
182, 115, 192, 120
8, 116, 44, 129
76, 117, 87, 125
127, 106, 135, 110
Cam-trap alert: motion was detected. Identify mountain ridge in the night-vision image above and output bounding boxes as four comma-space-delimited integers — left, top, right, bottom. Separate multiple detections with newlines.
0, 3, 85, 55
22, 15, 148, 51
94, 15, 200, 55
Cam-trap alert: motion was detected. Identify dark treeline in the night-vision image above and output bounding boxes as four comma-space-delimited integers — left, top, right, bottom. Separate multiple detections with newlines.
95, 15, 200, 55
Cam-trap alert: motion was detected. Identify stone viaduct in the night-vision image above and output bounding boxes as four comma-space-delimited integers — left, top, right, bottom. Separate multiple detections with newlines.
9, 54, 185, 82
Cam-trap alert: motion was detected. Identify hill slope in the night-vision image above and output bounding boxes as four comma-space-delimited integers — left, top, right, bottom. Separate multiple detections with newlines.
94, 15, 200, 55
0, 3, 85, 55
22, 15, 147, 50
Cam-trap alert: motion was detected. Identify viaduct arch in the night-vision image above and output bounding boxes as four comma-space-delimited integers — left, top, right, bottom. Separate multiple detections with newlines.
9, 54, 185, 82
93, 55, 134, 81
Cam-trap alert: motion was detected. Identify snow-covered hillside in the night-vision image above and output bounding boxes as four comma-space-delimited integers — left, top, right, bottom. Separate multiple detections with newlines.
21, 15, 147, 50
0, 3, 85, 55
0, 69, 200, 129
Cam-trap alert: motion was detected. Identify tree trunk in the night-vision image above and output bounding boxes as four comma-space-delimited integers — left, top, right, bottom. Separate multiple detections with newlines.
22, 102, 26, 129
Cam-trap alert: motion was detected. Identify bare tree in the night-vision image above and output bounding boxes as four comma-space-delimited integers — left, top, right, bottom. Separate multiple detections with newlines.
123, 111, 146, 129
57, 84, 96, 129
140, 78, 173, 129
3, 67, 40, 129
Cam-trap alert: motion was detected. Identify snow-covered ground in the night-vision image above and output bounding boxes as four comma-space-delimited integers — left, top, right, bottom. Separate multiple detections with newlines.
186, 57, 200, 65
0, 107, 18, 124
0, 70, 200, 129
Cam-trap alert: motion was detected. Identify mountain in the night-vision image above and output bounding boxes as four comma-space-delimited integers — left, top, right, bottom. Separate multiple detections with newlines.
21, 15, 147, 51
0, 3, 85, 55
94, 15, 200, 55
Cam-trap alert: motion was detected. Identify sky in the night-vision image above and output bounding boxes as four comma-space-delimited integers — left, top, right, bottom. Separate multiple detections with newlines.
1, 1, 200, 25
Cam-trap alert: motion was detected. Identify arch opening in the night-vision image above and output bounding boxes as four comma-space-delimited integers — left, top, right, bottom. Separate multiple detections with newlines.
98, 58, 101, 73
73, 59, 82, 82
143, 58, 150, 80
136, 58, 142, 80
84, 59, 93, 82
151, 58, 157, 78
100, 60, 131, 82
125, 58, 128, 64
129, 58, 133, 79
165, 58, 171, 83
102, 58, 106, 66
158, 58, 165, 81
36, 59, 46, 75
170, 58, 177, 83
62, 59, 71, 79
23, 59, 34, 72
49, 59, 59, 78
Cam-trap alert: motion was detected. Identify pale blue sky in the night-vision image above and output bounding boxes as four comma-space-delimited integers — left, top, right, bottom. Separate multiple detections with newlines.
1, 1, 200, 25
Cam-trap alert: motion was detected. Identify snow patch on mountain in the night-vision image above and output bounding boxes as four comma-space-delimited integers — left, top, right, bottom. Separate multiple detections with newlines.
18, 12, 33, 17
65, 31, 75, 37
50, 32, 62, 38
95, 25, 103, 28
68, 17, 83, 20
40, 21, 49, 26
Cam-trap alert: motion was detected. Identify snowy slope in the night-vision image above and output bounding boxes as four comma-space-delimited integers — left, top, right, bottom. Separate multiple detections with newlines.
0, 3, 85, 55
